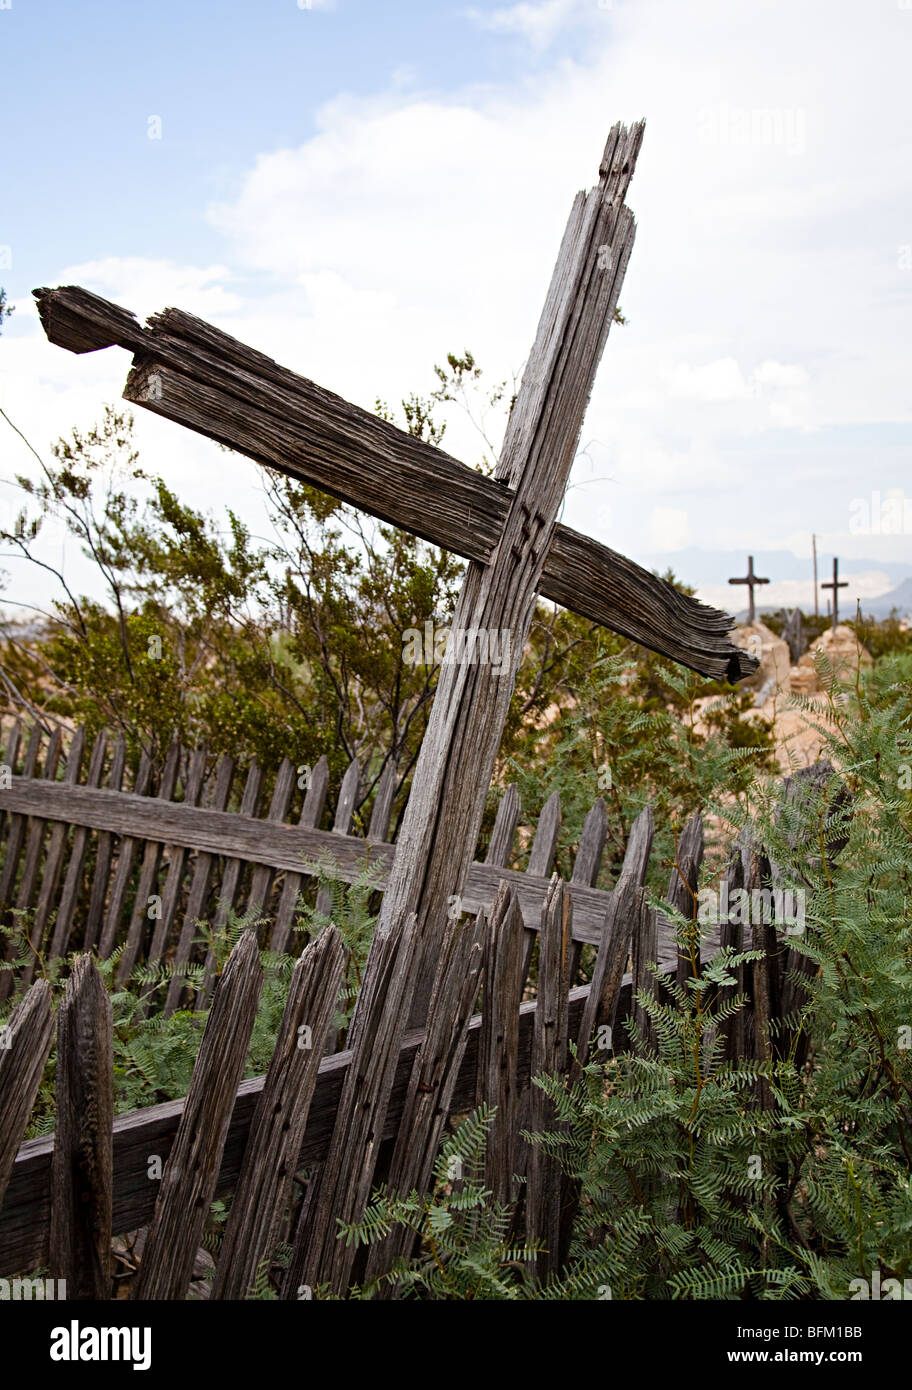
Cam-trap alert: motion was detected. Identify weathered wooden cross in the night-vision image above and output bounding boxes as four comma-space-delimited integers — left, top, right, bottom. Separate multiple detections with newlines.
35, 123, 756, 1289
728, 554, 769, 625
821, 556, 848, 630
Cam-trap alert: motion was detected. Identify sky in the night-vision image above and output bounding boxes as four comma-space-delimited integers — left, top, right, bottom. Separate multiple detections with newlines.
1, 0, 911, 625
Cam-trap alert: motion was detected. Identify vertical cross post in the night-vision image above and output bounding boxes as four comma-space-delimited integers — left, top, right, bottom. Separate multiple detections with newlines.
821, 556, 848, 631
728, 554, 770, 626
291, 122, 645, 1294
367, 121, 645, 1022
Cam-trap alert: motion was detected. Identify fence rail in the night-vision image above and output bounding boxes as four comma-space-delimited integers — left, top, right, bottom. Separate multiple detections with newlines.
0, 720, 634, 1000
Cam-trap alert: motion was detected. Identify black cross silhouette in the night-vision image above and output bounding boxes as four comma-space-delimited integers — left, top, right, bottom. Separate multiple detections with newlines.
821, 556, 848, 630
728, 554, 770, 625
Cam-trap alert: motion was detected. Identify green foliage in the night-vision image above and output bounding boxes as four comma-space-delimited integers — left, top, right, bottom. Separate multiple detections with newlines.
335, 1106, 539, 1300
335, 671, 912, 1299
501, 641, 777, 896
293, 854, 382, 1037
850, 609, 912, 662
539, 671, 912, 1299
0, 892, 364, 1131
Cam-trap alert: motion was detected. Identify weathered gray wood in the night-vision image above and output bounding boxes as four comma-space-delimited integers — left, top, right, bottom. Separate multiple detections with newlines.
98, 749, 153, 959
270, 754, 330, 953
211, 760, 263, 932
378, 133, 646, 1018
3, 977, 667, 1274
284, 909, 420, 1297
528, 791, 562, 878
666, 811, 704, 988
477, 881, 526, 1208
197, 760, 263, 1001
0, 727, 46, 1005
245, 755, 295, 919
49, 730, 108, 959
133, 930, 263, 1299
30, 727, 86, 947
367, 759, 396, 844
147, 746, 208, 963
485, 783, 521, 868
718, 842, 748, 1064
748, 850, 776, 1108
164, 753, 235, 1015
0, 720, 22, 847
526, 877, 572, 1281
0, 980, 54, 1212
0, 724, 42, 914
567, 795, 608, 981
21, 727, 83, 985
364, 907, 487, 1288
314, 756, 360, 919
575, 804, 654, 1066
84, 736, 126, 952
33, 288, 756, 683
2, 777, 625, 946
520, 791, 563, 983
49, 955, 113, 1299
116, 741, 181, 984
15, 727, 63, 917
631, 892, 657, 1051
211, 926, 345, 1299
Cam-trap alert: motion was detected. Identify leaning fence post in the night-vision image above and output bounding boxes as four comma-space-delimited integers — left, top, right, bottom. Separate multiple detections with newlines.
50, 955, 113, 1299
133, 930, 263, 1300
211, 926, 346, 1300
0, 978, 54, 1212
526, 876, 572, 1283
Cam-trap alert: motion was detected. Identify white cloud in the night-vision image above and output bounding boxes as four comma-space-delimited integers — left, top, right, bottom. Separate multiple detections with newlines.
669, 357, 753, 403
754, 361, 809, 391
462, 0, 600, 50
646, 506, 690, 552
51, 258, 243, 322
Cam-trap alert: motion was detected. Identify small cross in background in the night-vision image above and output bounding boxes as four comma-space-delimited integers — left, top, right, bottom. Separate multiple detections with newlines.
821, 557, 848, 631
728, 555, 770, 625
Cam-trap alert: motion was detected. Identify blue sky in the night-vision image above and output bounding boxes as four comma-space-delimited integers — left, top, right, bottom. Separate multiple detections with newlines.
3, 0, 599, 288
1, 0, 911, 620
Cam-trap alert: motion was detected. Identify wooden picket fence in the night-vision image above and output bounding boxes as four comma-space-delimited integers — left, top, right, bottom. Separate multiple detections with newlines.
0, 716, 823, 1298
0, 719, 633, 1007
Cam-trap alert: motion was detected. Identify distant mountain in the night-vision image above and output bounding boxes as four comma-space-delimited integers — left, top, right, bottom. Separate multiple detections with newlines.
857, 577, 912, 620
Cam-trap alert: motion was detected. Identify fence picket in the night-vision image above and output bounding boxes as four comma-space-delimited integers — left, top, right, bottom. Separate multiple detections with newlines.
116, 742, 181, 984
50, 955, 113, 1299
24, 727, 87, 984
147, 746, 208, 964
98, 749, 153, 959
0, 979, 54, 1211
567, 795, 608, 982
363, 906, 486, 1288
133, 931, 263, 1300
164, 753, 235, 1015
211, 926, 345, 1299
477, 880, 526, 1207
526, 876, 572, 1281
84, 736, 126, 952
314, 756, 360, 919
269, 754, 330, 953
245, 756, 295, 919
50, 731, 108, 959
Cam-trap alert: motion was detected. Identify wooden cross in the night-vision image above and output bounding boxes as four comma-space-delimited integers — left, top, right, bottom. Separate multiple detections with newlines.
35, 124, 758, 1288
33, 127, 754, 1004
821, 556, 848, 630
728, 554, 769, 626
